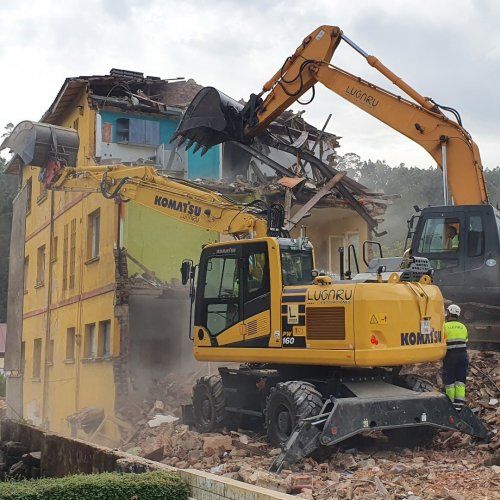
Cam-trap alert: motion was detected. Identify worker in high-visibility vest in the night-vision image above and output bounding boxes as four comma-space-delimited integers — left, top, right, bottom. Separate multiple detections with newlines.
443, 304, 468, 410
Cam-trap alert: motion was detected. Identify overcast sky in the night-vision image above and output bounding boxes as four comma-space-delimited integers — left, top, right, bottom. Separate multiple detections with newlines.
1, 0, 499, 168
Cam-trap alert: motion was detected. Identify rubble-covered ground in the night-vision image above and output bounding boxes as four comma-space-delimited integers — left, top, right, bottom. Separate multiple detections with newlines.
121, 351, 500, 499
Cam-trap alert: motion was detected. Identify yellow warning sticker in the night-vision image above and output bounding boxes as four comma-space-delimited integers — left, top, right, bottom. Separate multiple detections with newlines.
369, 313, 388, 325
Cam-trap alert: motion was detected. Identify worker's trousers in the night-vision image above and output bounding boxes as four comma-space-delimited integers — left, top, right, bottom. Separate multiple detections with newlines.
443, 348, 468, 407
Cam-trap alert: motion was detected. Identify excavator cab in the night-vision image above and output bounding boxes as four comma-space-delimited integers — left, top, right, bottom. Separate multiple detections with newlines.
411, 205, 500, 345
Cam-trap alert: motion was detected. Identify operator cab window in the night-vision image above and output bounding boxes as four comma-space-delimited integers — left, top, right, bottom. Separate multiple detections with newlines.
418, 217, 461, 253
281, 248, 313, 286
418, 216, 461, 269
246, 250, 269, 299
203, 256, 240, 336
468, 215, 485, 257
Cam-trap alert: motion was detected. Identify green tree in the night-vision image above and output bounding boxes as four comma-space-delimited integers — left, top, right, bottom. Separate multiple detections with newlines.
337, 154, 500, 256
0, 156, 18, 322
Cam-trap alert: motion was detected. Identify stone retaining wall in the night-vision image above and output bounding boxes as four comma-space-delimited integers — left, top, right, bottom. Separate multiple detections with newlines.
0, 419, 293, 500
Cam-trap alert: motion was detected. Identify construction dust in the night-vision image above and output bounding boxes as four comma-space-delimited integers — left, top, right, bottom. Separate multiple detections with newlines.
116, 350, 499, 499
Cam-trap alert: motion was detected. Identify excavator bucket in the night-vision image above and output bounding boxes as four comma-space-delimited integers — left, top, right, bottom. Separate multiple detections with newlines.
0, 121, 79, 188
171, 87, 246, 152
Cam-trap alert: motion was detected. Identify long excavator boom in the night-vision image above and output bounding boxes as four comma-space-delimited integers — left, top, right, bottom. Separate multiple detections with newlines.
174, 25, 488, 206
1, 121, 269, 238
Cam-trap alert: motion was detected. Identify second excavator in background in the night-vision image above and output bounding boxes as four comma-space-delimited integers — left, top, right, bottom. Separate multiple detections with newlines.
173, 24, 500, 347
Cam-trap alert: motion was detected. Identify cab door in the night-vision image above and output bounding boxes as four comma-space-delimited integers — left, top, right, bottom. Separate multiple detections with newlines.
241, 242, 272, 347
195, 244, 243, 346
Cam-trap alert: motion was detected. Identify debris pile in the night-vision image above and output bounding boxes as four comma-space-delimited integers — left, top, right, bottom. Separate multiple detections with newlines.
0, 441, 41, 481
119, 351, 499, 498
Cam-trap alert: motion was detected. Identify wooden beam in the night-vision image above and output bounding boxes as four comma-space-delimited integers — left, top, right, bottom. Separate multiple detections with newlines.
284, 172, 346, 230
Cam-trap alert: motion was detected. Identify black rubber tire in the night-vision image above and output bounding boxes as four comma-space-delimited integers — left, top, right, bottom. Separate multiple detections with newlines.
192, 375, 225, 433
266, 380, 323, 447
383, 426, 437, 449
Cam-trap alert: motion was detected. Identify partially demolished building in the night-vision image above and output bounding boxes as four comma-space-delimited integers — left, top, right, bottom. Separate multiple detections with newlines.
4, 69, 390, 443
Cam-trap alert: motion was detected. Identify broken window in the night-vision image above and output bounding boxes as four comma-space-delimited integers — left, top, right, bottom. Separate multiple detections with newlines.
84, 323, 97, 359
36, 245, 46, 286
33, 338, 42, 379
98, 320, 111, 358
66, 327, 76, 361
69, 218, 77, 288
115, 117, 160, 146
87, 209, 100, 260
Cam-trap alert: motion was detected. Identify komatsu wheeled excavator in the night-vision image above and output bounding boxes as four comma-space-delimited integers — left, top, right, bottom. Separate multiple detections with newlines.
173, 24, 500, 347
3, 118, 488, 470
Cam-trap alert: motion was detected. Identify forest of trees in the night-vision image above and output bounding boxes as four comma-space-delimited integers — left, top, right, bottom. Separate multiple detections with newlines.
0, 157, 17, 322
336, 153, 500, 256
0, 154, 498, 321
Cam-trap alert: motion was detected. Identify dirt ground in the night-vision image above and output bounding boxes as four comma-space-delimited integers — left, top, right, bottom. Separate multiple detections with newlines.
121, 350, 500, 499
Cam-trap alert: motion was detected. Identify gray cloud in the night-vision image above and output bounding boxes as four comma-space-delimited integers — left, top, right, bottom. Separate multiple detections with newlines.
1, 0, 498, 168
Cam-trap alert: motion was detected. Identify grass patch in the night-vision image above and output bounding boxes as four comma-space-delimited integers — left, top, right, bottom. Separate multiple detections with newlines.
0, 471, 189, 499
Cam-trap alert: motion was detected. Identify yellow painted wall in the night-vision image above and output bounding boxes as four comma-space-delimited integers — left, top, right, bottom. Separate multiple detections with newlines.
21, 88, 118, 436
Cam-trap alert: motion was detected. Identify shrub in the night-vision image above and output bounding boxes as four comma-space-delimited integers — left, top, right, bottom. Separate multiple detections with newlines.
0, 471, 189, 499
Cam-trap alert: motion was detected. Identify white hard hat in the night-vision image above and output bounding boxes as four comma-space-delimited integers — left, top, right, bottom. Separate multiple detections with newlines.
447, 304, 461, 316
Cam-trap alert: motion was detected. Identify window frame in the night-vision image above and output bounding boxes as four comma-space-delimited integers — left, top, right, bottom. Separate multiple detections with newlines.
84, 323, 97, 359
467, 213, 485, 258
98, 320, 112, 359
36, 244, 46, 287
32, 338, 42, 380
87, 209, 100, 261
65, 327, 76, 362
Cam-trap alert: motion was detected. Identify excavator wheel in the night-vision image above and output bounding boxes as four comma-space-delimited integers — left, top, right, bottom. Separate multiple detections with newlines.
266, 381, 323, 447
192, 375, 225, 433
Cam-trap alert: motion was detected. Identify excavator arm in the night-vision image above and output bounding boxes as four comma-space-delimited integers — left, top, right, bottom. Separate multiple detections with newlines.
50, 164, 269, 237
1, 121, 269, 238
174, 25, 488, 206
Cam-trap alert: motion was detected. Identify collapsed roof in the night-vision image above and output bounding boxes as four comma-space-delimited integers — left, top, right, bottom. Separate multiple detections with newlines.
4, 69, 393, 226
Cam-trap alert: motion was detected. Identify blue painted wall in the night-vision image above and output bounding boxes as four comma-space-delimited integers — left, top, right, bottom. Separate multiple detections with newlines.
99, 110, 220, 179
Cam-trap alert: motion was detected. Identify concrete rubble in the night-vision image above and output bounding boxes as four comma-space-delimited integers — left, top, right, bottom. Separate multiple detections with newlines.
115, 350, 499, 499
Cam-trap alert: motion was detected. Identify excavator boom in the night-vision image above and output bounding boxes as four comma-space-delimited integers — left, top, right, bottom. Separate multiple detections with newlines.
173, 25, 488, 206
1, 121, 270, 238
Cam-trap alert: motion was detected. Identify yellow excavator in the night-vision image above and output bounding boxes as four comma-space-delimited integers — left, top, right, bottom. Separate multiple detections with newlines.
174, 25, 500, 347
3, 117, 488, 470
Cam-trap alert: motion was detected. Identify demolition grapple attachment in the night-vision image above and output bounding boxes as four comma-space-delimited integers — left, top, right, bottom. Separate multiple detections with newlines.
0, 121, 79, 188
171, 87, 262, 153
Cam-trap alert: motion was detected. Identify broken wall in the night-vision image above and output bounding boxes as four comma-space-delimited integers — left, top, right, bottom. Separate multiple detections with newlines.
127, 287, 198, 397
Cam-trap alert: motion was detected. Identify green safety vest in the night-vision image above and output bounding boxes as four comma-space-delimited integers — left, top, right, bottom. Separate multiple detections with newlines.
444, 321, 468, 349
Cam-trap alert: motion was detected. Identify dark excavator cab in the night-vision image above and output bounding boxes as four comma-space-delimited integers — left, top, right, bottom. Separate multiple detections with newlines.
410, 204, 500, 345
